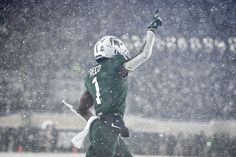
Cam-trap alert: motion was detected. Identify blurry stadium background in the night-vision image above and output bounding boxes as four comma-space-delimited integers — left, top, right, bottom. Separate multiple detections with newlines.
0, 0, 236, 156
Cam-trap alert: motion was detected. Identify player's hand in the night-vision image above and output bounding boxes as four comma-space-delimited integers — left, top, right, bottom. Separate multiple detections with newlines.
148, 9, 162, 32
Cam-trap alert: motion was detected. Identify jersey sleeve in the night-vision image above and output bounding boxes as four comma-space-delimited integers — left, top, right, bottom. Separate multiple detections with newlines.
84, 74, 90, 91
112, 54, 129, 78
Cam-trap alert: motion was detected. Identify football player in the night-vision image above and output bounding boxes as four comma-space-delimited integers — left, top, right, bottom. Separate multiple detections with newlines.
77, 10, 162, 157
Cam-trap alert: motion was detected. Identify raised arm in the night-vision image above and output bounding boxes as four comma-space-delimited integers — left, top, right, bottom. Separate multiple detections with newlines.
123, 10, 162, 71
77, 90, 94, 121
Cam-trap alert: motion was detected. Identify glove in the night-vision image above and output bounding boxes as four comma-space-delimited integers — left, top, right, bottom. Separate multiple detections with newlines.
148, 9, 162, 32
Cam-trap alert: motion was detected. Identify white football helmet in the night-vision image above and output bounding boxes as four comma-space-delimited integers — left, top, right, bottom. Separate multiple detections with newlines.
94, 36, 129, 62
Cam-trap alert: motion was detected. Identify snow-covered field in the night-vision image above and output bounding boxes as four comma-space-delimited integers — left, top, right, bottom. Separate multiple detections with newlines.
0, 153, 171, 157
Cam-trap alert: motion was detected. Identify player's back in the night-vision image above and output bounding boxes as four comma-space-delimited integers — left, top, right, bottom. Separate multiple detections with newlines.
84, 54, 128, 115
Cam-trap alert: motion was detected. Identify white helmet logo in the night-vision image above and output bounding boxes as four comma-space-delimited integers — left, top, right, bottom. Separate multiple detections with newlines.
94, 36, 129, 61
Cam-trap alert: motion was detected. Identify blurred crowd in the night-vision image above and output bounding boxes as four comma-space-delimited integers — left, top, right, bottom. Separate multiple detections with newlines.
1, 1, 235, 155
0, 0, 235, 121
127, 43, 236, 120
0, 126, 235, 156
129, 131, 236, 156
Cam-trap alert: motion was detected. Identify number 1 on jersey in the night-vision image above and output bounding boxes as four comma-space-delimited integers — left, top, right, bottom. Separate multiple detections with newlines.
92, 77, 101, 104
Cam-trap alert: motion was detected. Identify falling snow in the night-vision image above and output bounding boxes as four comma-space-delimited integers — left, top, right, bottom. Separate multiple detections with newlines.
0, 0, 236, 156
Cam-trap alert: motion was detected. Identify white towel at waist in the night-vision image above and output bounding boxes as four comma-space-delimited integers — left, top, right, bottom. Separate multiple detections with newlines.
72, 116, 99, 149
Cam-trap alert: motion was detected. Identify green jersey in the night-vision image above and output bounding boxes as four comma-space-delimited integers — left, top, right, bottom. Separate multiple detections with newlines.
84, 54, 128, 115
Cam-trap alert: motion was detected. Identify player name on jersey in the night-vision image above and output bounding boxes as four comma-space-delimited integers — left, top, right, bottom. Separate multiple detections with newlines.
89, 65, 101, 77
